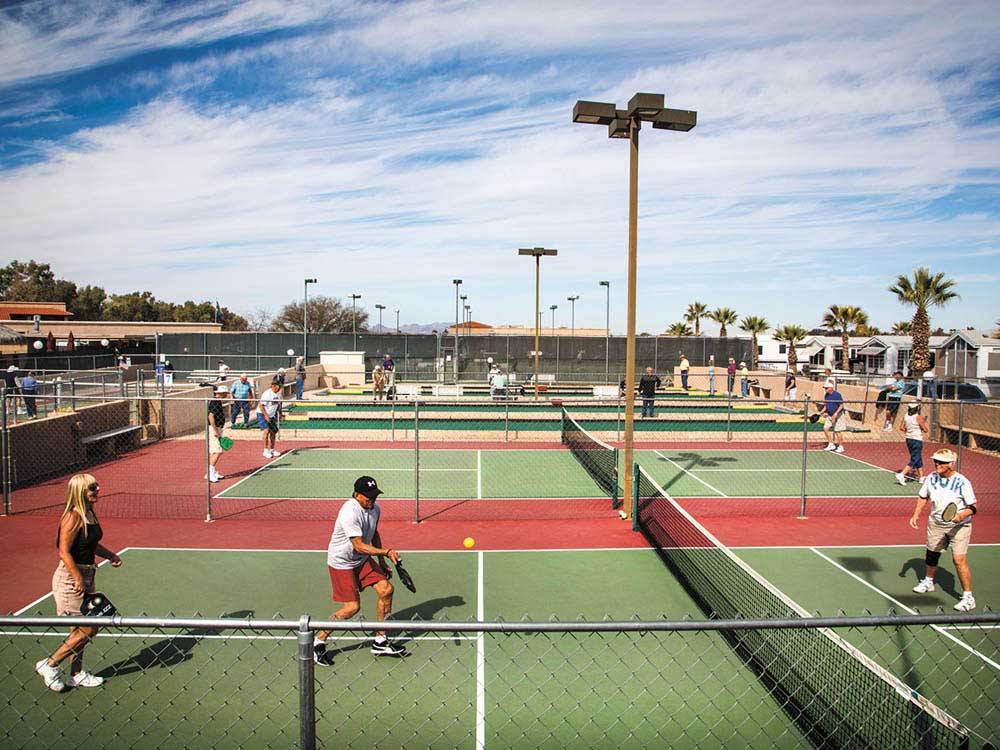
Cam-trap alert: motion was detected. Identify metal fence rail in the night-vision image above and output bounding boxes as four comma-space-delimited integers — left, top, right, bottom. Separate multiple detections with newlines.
1, 613, 996, 749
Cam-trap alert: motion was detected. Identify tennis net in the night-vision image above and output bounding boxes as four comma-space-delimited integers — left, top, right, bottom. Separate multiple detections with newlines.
560, 408, 619, 508
632, 464, 969, 750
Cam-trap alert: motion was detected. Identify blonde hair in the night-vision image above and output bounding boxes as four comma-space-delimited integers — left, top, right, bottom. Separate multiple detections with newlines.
63, 473, 96, 538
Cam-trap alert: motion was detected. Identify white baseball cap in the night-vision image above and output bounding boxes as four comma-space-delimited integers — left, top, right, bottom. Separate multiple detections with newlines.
6, 365, 17, 372
823, 379, 836, 388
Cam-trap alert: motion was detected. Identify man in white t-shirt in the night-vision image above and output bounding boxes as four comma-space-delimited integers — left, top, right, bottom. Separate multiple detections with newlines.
908, 449, 978, 611
256, 379, 282, 459
217, 359, 231, 381
313, 476, 406, 665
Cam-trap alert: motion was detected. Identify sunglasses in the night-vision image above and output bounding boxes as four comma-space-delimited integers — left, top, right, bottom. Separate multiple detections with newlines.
87, 483, 100, 492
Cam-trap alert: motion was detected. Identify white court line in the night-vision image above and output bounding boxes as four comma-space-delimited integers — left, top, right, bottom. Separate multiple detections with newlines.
690, 468, 882, 472
831, 451, 901, 477
809, 548, 1000, 671
476, 549, 486, 750
939, 625, 1000, 631
653, 451, 729, 497
265, 467, 475, 472
215, 451, 292, 498
477, 450, 482, 500
13, 554, 119, 616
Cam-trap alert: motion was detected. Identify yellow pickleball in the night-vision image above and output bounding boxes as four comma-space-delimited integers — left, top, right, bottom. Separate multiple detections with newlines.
463, 537, 475, 549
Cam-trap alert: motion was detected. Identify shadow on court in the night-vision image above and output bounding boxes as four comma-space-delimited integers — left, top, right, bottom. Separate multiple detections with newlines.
897, 557, 960, 602
321, 596, 468, 658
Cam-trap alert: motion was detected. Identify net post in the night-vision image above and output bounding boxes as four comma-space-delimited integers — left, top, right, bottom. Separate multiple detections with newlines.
630, 463, 639, 531
297, 614, 317, 750
390, 401, 395, 442
726, 388, 732, 442
612, 447, 620, 510
957, 401, 964, 473
205, 400, 213, 523
616, 392, 622, 443
798, 394, 809, 519
1, 387, 9, 516
413, 398, 420, 524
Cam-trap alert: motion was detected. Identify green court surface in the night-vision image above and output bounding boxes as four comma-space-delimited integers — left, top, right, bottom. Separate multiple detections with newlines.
287, 402, 785, 414
5, 547, 996, 749
274, 416, 822, 432
217, 447, 910, 501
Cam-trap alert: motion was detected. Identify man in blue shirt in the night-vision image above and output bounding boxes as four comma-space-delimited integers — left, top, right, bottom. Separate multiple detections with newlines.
821, 379, 846, 454
20, 371, 39, 418
230, 374, 255, 428
382, 354, 395, 389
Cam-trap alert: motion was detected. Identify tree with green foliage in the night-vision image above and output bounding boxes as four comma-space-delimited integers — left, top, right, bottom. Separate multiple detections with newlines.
665, 322, 694, 336
822, 304, 869, 370
708, 307, 738, 337
891, 321, 911, 335
272, 295, 368, 333
773, 324, 810, 371
888, 268, 958, 376
739, 315, 770, 369
684, 302, 708, 335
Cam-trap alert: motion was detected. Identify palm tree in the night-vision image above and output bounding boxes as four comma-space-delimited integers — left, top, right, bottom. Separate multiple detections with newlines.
773, 324, 809, 371
822, 304, 869, 371
665, 322, 694, 336
888, 268, 958, 375
684, 302, 708, 335
891, 321, 912, 335
739, 315, 770, 369
708, 307, 738, 337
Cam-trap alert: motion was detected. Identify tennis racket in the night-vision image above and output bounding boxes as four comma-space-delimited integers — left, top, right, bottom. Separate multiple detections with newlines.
941, 503, 958, 522
82, 592, 117, 618
394, 560, 416, 593
808, 413, 822, 424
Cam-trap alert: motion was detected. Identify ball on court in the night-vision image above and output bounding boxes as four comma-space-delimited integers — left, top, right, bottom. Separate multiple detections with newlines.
463, 537, 475, 549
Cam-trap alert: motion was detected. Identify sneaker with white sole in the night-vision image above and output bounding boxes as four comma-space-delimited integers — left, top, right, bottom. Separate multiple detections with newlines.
263, 449, 272, 459
313, 642, 334, 666
68, 671, 103, 688
883, 424, 893, 432
896, 472, 907, 485
835, 445, 844, 454
35, 659, 65, 692
269, 450, 281, 458
954, 595, 976, 612
370, 638, 407, 657
912, 579, 935, 594
823, 444, 836, 451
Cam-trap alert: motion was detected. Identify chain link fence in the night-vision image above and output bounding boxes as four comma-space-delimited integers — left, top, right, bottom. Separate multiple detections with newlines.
1, 613, 996, 749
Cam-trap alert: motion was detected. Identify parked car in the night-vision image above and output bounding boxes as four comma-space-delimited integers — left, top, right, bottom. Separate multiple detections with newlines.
899, 380, 988, 403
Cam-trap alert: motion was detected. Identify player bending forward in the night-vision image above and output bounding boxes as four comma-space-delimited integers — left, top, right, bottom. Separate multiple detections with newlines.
313, 476, 406, 665
909, 449, 978, 612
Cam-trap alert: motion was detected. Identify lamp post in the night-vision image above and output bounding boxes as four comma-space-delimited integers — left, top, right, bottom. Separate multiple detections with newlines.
518, 247, 558, 399
375, 304, 386, 337
303, 278, 317, 363
395, 309, 400, 334
452, 279, 462, 383
349, 293, 362, 350
549, 304, 558, 334
574, 92, 696, 518
599, 281, 610, 383
567, 295, 579, 337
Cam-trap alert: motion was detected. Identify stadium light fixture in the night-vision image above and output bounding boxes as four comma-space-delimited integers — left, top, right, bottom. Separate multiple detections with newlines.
517, 247, 558, 399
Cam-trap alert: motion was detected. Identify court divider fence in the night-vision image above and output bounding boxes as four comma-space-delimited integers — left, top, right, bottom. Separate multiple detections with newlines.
1, 612, 996, 749
1, 390, 997, 523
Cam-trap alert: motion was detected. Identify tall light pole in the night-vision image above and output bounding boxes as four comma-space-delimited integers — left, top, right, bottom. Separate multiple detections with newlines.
375, 304, 386, 339
303, 278, 317, 363
395, 309, 400, 334
452, 279, 462, 383
518, 247, 558, 399
574, 93, 696, 518
550, 304, 558, 334
349, 293, 362, 350
599, 281, 610, 383
464, 304, 471, 337
567, 295, 579, 337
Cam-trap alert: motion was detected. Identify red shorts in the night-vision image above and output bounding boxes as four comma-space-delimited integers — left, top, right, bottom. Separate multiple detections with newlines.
329, 558, 387, 603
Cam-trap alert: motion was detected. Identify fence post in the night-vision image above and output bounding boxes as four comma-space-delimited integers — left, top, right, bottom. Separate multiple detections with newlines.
799, 395, 809, 519
390, 401, 395, 442
726, 389, 733, 442
413, 398, 420, 524
1, 387, 9, 515
70, 378, 77, 412
957, 401, 964, 473
118, 368, 125, 397
297, 614, 317, 750
631, 463, 640, 531
616, 393, 622, 443
205, 400, 213, 523
504, 399, 509, 442
55, 376, 63, 412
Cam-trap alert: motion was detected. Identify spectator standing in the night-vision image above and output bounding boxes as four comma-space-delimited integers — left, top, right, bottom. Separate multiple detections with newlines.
707, 355, 715, 396
217, 360, 231, 381
784, 369, 797, 401
372, 365, 386, 402
739, 361, 750, 399
206, 385, 229, 482
295, 356, 307, 400
4, 365, 20, 412
230, 374, 254, 428
897, 401, 929, 485
638, 367, 661, 418
21, 371, 39, 418
820, 379, 847, 453
382, 354, 395, 389
726, 358, 737, 396
679, 353, 690, 390
883, 370, 906, 432
257, 379, 282, 459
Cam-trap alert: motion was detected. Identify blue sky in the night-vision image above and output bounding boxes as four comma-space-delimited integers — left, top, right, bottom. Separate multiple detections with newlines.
1, 0, 998, 334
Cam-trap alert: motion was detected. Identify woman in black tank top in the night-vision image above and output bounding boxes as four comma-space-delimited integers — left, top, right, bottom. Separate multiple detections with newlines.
34, 474, 123, 692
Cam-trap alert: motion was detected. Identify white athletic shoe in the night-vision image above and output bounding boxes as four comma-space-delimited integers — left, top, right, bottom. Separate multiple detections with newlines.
895, 472, 907, 486
835, 446, 844, 454
912, 579, 935, 594
35, 659, 65, 692
68, 671, 103, 688
954, 595, 976, 612
269, 450, 281, 458
823, 443, 836, 451
883, 423, 893, 432
263, 449, 273, 458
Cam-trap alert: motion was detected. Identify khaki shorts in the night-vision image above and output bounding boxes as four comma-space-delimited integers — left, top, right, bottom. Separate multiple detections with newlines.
52, 562, 96, 616
824, 414, 847, 432
927, 520, 972, 556
208, 427, 223, 454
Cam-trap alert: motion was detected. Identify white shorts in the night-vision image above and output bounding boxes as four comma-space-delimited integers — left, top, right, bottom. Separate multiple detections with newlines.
824, 414, 847, 432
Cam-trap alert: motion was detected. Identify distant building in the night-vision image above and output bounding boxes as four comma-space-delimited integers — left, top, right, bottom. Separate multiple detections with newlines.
0, 301, 73, 320
935, 330, 1000, 396
756, 333, 947, 376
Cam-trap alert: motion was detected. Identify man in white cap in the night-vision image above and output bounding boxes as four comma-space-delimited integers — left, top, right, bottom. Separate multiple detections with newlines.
820, 379, 846, 453
909, 448, 977, 611
206, 384, 229, 482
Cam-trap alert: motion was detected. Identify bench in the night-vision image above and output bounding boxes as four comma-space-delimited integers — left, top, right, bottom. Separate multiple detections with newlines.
186, 370, 223, 382
432, 384, 464, 397
593, 386, 619, 398
393, 384, 422, 399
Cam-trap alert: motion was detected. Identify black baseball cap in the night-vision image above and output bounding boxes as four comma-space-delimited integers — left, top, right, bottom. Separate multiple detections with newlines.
353, 476, 383, 499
